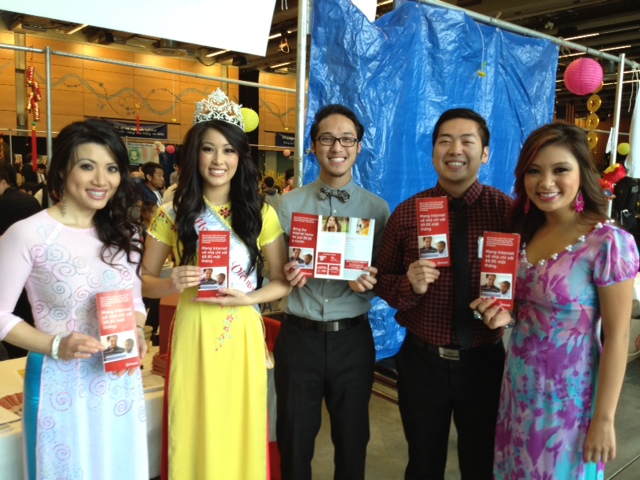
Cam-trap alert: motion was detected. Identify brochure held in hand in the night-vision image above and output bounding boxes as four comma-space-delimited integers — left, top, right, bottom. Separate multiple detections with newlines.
416, 197, 450, 266
479, 232, 521, 310
289, 212, 375, 280
97, 289, 141, 372
198, 230, 230, 298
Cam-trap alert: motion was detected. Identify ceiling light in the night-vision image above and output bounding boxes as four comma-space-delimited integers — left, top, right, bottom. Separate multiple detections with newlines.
9, 17, 46, 33
565, 33, 600, 41
600, 45, 631, 52
65, 24, 88, 35
270, 61, 293, 69
206, 49, 230, 58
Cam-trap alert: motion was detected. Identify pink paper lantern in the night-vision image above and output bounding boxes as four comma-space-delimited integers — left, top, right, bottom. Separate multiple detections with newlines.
564, 58, 603, 96
166, 145, 176, 154
283, 149, 291, 157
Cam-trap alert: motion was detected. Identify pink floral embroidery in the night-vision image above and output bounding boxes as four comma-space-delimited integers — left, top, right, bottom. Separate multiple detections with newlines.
213, 312, 235, 352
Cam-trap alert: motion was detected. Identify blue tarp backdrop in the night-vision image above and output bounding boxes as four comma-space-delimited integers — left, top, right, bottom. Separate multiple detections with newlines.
304, 0, 559, 359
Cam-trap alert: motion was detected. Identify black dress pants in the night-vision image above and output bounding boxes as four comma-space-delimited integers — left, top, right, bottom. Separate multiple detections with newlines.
274, 319, 375, 480
396, 334, 505, 480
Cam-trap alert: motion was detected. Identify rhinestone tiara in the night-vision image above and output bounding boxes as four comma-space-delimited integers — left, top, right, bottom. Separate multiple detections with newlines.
193, 88, 245, 131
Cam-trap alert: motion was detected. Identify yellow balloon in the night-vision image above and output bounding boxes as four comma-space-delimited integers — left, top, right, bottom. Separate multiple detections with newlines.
618, 142, 631, 156
241, 108, 259, 133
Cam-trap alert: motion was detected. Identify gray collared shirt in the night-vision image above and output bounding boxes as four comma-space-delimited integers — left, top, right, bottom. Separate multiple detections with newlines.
278, 179, 390, 321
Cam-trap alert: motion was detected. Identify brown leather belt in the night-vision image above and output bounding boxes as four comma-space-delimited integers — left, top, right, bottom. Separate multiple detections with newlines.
284, 313, 367, 333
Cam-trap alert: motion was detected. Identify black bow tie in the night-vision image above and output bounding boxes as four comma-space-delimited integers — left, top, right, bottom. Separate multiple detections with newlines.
319, 187, 350, 203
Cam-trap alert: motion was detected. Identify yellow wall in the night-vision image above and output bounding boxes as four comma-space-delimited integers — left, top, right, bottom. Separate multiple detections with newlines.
0, 32, 295, 145
258, 72, 297, 151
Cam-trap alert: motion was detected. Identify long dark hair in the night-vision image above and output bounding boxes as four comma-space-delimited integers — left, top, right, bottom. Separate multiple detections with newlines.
174, 120, 263, 273
47, 119, 143, 271
511, 122, 608, 243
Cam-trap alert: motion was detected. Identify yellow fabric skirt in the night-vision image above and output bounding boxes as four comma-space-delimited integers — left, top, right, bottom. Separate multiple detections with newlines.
167, 289, 268, 480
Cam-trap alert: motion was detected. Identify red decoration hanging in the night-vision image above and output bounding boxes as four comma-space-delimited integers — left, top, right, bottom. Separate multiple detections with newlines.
25, 64, 42, 168
135, 102, 141, 135
563, 58, 604, 96
31, 124, 38, 170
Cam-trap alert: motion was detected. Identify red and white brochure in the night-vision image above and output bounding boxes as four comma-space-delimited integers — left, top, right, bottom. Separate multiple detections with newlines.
97, 289, 141, 372
416, 197, 450, 267
198, 230, 230, 298
479, 232, 521, 310
289, 212, 375, 280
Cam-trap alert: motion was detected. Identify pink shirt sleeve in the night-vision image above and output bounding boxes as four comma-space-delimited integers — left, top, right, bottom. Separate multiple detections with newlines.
0, 221, 35, 339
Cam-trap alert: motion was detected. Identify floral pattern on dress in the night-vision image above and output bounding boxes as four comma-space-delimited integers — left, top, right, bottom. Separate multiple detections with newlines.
494, 223, 639, 480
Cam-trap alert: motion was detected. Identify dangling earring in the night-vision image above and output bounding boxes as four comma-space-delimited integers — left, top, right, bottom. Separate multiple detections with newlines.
574, 190, 585, 213
59, 189, 67, 217
524, 198, 531, 214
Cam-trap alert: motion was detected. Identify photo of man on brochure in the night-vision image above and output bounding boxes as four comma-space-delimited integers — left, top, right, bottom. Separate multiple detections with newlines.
419, 234, 448, 259
479, 273, 513, 299
102, 332, 137, 363
199, 267, 225, 291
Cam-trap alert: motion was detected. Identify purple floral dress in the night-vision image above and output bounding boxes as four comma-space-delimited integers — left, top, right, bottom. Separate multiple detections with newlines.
494, 223, 639, 479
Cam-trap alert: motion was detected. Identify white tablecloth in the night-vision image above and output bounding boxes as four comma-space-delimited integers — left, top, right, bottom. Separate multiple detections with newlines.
0, 348, 164, 479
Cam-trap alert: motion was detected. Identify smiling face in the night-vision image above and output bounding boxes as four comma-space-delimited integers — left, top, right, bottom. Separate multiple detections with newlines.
432, 118, 488, 197
64, 143, 121, 216
326, 216, 338, 231
146, 167, 165, 191
198, 128, 239, 201
524, 144, 581, 217
312, 114, 362, 188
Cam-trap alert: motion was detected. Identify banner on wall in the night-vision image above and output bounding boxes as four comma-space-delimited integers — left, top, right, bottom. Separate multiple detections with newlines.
103, 119, 168, 140
276, 132, 295, 148
127, 142, 160, 166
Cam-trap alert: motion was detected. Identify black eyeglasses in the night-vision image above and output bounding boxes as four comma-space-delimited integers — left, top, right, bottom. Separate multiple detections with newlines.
315, 136, 358, 147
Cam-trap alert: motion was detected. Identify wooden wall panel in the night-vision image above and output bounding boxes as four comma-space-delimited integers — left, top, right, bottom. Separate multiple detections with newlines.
0, 110, 17, 130
28, 37, 84, 68
0, 83, 16, 105
49, 64, 86, 93
52, 115, 85, 133
82, 45, 135, 76
48, 90, 83, 116
258, 72, 296, 150
1, 35, 294, 162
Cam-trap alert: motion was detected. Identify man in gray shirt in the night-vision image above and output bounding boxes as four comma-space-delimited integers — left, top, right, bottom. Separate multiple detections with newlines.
275, 104, 390, 480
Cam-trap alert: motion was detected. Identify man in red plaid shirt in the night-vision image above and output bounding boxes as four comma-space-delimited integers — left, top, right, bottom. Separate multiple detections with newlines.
375, 109, 512, 480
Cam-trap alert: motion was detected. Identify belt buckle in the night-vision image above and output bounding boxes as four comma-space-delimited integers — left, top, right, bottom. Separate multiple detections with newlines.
438, 347, 460, 361
324, 321, 340, 332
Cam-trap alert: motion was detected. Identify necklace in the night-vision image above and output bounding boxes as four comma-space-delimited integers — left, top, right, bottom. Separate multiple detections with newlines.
521, 221, 608, 268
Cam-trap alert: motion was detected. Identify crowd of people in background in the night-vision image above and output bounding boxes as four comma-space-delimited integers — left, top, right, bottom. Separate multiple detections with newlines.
0, 97, 639, 480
